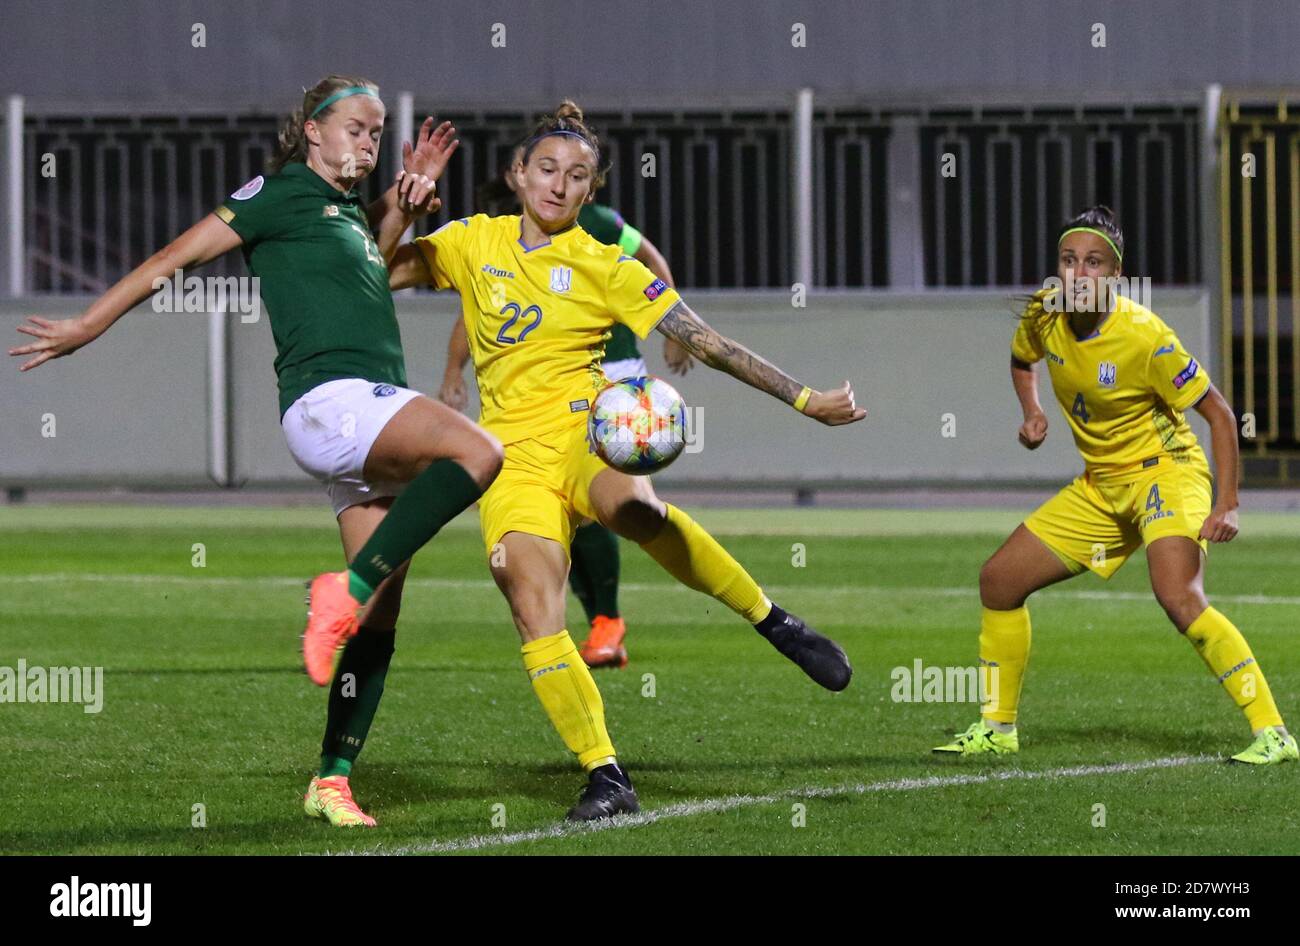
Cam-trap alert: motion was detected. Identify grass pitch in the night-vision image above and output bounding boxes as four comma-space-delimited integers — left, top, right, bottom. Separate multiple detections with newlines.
2, 503, 1297, 855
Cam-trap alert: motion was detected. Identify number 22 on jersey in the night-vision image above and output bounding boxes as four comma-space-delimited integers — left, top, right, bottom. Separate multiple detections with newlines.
496, 302, 543, 345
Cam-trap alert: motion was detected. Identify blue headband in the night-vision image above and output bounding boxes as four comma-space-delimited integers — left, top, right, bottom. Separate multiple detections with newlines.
309, 86, 379, 119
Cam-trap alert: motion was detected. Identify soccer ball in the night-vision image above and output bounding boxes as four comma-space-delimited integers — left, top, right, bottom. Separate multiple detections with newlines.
588, 376, 687, 474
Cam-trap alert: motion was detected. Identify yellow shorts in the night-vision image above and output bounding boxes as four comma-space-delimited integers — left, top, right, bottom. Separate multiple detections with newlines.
477, 419, 609, 559
1023, 452, 1212, 580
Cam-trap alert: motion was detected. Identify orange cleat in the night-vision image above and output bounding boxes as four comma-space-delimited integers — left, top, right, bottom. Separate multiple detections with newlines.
580, 615, 629, 669
303, 775, 377, 827
303, 571, 361, 686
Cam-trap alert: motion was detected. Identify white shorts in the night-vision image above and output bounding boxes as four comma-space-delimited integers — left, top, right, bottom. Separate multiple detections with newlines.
281, 378, 422, 516
602, 357, 648, 382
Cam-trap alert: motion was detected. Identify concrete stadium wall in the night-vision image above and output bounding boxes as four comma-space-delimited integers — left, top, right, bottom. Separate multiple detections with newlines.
0, 290, 1212, 490
2, 0, 1298, 109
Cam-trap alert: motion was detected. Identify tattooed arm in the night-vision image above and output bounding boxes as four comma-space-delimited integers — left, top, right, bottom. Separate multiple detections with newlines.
654, 300, 865, 426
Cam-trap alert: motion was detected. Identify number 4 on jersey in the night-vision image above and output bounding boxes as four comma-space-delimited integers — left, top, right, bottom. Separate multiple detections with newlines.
1146, 484, 1164, 512
1071, 392, 1091, 424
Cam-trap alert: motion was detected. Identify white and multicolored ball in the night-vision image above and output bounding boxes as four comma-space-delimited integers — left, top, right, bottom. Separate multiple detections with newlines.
588, 376, 687, 475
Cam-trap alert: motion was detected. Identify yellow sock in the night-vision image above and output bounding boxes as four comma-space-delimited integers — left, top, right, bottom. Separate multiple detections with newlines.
521, 630, 616, 770
979, 606, 1031, 725
640, 504, 771, 623
1185, 607, 1284, 732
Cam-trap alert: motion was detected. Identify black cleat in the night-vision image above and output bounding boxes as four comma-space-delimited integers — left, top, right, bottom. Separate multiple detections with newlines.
755, 604, 853, 691
566, 763, 640, 822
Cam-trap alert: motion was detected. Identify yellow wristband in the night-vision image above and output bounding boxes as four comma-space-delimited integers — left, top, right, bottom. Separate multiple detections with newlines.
793, 386, 813, 413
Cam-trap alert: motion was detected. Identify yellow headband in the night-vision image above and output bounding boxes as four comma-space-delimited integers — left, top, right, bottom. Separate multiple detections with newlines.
1059, 226, 1122, 262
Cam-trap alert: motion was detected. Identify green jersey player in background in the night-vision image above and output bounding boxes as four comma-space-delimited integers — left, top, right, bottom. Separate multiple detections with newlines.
438, 144, 687, 668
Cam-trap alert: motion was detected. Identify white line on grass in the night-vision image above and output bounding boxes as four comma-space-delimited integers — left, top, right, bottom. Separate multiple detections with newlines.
351, 754, 1216, 855
4, 572, 1299, 607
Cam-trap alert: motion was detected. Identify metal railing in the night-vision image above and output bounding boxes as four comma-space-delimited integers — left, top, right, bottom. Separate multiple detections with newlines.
1218, 92, 1300, 475
4, 93, 1212, 295
918, 103, 1203, 287
16, 108, 399, 290
414, 104, 797, 288
7, 88, 1300, 483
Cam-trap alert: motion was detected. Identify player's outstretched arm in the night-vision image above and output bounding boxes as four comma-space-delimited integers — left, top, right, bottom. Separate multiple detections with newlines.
388, 243, 433, 291
1011, 355, 1048, 449
9, 213, 242, 371
1193, 383, 1240, 543
654, 299, 865, 426
636, 236, 692, 376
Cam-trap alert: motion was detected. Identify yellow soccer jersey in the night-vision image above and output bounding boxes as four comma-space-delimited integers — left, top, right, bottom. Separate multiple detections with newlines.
1011, 294, 1212, 473
416, 214, 681, 443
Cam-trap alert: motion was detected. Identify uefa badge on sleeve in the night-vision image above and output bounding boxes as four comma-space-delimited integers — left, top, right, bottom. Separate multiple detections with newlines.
230, 175, 264, 201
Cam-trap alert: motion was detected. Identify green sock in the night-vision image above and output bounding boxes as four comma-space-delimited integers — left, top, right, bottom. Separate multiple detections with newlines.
567, 532, 598, 624
319, 755, 353, 779
347, 572, 375, 603
348, 459, 481, 604
570, 522, 620, 619
319, 626, 396, 777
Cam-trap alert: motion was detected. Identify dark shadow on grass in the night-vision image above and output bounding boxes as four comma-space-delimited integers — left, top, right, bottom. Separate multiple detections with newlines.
0, 819, 353, 855
104, 664, 510, 677
1030, 724, 1218, 756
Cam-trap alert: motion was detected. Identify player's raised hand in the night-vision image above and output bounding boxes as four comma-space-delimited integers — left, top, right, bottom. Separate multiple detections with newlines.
403, 117, 459, 183
1018, 410, 1048, 449
395, 169, 441, 216
9, 315, 99, 371
1198, 505, 1239, 543
804, 381, 867, 426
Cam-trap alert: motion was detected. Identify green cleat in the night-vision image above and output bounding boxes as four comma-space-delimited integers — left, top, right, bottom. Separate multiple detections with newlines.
1229, 728, 1299, 765
933, 719, 1020, 756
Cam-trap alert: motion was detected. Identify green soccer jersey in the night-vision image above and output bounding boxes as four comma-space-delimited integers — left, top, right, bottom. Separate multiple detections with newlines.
216, 162, 407, 417
577, 204, 646, 364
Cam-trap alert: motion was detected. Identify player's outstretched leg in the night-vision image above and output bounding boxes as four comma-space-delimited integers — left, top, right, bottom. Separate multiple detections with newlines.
589, 470, 851, 691
302, 499, 415, 827
569, 521, 629, 669
935, 525, 1075, 756
302, 398, 502, 685
493, 531, 639, 821
1148, 537, 1296, 765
